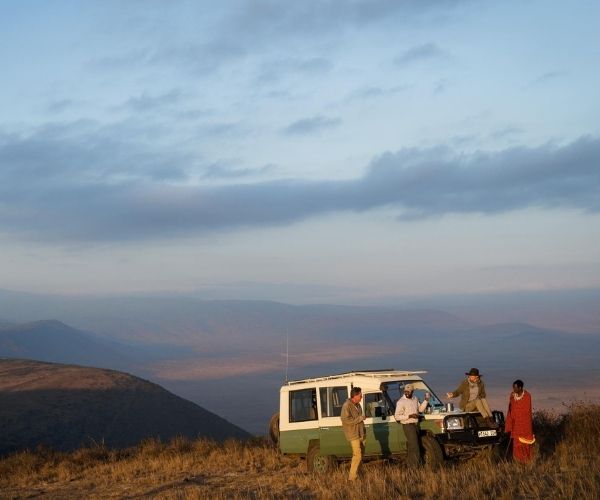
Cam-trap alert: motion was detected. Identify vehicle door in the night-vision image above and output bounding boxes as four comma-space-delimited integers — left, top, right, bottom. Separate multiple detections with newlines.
280, 387, 320, 454
318, 385, 351, 456
364, 391, 405, 456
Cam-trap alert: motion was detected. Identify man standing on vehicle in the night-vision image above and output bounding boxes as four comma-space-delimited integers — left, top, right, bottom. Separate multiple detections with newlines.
395, 384, 430, 466
340, 387, 366, 481
505, 379, 535, 463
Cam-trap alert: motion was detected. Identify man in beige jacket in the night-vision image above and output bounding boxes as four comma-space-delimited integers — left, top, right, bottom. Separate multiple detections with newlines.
340, 387, 366, 481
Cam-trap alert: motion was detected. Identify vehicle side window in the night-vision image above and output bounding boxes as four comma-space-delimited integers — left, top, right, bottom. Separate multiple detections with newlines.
364, 392, 385, 417
319, 386, 348, 418
289, 388, 318, 422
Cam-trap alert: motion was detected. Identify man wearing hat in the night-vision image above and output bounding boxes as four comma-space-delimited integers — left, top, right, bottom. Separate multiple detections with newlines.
446, 368, 493, 420
394, 383, 430, 466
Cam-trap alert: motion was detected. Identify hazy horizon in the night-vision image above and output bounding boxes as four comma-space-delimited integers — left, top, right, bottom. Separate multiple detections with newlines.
2, 288, 599, 434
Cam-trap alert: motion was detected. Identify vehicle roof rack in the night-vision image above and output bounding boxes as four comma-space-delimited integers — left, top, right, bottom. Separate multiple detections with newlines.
285, 370, 427, 385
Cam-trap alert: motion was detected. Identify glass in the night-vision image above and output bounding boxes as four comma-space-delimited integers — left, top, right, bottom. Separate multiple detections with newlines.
319, 386, 348, 418
289, 388, 318, 422
388, 380, 444, 409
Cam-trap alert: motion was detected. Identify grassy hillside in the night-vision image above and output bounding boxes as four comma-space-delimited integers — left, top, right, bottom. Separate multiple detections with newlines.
1, 403, 598, 499
0, 359, 249, 456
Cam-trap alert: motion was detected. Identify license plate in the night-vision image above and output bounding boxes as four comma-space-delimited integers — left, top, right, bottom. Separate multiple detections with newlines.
478, 429, 497, 437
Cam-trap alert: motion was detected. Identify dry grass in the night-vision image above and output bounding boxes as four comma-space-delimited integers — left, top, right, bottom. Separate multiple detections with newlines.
1, 404, 599, 499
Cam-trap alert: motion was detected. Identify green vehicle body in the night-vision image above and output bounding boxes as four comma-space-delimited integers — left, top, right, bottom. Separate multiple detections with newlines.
270, 370, 505, 470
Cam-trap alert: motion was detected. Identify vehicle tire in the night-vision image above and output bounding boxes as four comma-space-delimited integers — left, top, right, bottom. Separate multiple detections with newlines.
267, 412, 280, 446
422, 435, 444, 468
306, 443, 335, 473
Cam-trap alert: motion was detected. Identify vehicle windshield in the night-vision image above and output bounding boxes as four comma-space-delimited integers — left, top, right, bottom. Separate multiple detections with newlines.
384, 380, 444, 408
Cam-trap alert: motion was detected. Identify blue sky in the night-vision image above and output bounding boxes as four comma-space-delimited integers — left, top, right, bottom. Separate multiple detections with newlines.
1, 0, 599, 300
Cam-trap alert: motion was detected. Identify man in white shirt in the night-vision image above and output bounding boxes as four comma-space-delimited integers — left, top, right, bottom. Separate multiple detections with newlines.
394, 383, 430, 466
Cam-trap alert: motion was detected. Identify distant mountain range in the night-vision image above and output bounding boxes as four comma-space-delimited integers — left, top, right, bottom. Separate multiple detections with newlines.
1, 289, 599, 434
0, 359, 250, 455
0, 320, 132, 370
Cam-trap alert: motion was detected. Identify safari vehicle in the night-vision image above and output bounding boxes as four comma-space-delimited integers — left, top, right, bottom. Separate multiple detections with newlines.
268, 370, 505, 471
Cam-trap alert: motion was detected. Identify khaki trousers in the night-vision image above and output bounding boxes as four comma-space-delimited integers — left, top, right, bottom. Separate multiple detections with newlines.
465, 398, 493, 418
348, 438, 365, 480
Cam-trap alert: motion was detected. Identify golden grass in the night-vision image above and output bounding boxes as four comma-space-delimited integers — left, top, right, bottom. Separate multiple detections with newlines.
1, 404, 599, 499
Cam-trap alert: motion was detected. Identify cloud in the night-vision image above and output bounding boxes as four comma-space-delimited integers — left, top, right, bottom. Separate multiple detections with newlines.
394, 43, 449, 66
46, 99, 76, 114
124, 89, 183, 112
201, 163, 276, 179
283, 116, 341, 135
229, 1, 465, 44
348, 85, 409, 100
0, 121, 192, 189
88, 2, 465, 77
1, 125, 599, 243
150, 42, 247, 76
256, 57, 333, 84
199, 122, 244, 138
529, 70, 568, 87
490, 126, 523, 140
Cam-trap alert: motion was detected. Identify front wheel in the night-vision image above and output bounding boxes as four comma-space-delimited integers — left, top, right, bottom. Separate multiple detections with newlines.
422, 435, 444, 468
306, 443, 336, 473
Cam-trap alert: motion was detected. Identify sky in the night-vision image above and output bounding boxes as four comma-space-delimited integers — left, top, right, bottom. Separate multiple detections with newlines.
1, 0, 600, 301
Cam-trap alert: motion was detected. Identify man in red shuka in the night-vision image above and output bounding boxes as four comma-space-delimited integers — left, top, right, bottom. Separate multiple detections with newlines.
505, 379, 535, 463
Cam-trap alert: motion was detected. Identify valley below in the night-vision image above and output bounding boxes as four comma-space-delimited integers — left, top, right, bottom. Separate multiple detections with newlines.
1, 289, 600, 436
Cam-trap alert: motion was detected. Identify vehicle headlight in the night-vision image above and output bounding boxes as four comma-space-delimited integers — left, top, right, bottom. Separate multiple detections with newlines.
445, 416, 464, 430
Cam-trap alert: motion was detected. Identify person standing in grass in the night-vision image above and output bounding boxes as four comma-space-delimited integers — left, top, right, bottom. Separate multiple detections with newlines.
505, 379, 535, 463
446, 367, 494, 421
394, 383, 430, 466
340, 387, 366, 481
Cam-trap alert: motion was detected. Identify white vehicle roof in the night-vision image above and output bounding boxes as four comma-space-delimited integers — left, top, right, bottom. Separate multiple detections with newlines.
283, 369, 427, 389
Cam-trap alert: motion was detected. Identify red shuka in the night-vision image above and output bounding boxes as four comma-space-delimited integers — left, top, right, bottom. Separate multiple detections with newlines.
505, 390, 534, 463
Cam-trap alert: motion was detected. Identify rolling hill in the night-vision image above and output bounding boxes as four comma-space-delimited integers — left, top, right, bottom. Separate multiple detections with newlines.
0, 359, 250, 456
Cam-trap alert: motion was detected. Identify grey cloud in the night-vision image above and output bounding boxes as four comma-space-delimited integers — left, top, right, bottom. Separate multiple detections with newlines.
490, 126, 523, 140
46, 99, 76, 114
89, 48, 152, 72
256, 57, 333, 84
348, 85, 409, 100
91, 43, 245, 77
433, 79, 449, 94
150, 42, 247, 75
200, 122, 244, 138
394, 43, 449, 66
125, 89, 183, 112
202, 163, 276, 179
89, 2, 465, 77
0, 122, 192, 190
283, 116, 341, 135
1, 129, 599, 243
177, 109, 213, 121
231, 1, 465, 43
529, 70, 568, 86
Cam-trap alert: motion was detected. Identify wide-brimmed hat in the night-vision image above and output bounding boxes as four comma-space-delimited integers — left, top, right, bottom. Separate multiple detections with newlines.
465, 368, 481, 376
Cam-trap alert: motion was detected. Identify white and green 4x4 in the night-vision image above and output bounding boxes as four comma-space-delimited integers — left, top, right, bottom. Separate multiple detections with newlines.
268, 370, 505, 471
